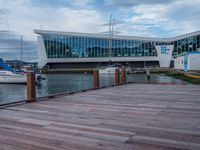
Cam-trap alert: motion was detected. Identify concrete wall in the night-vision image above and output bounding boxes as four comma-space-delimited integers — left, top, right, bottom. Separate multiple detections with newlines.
174, 53, 200, 71
174, 56, 184, 70
188, 54, 200, 71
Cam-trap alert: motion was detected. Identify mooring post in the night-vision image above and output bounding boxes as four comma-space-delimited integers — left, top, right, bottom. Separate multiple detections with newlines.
93, 69, 99, 89
27, 72, 36, 102
121, 69, 126, 85
146, 70, 151, 81
115, 68, 120, 85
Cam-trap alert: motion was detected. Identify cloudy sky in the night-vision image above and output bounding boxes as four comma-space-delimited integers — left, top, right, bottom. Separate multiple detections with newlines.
0, 0, 200, 61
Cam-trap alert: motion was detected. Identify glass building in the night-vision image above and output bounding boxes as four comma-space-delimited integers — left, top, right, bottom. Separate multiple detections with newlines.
34, 30, 200, 69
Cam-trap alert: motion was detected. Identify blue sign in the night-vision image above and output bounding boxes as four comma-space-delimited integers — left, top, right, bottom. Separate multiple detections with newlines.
161, 46, 170, 55
184, 55, 188, 72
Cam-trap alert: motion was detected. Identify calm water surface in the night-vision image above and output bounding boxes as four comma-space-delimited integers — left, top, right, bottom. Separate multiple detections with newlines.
0, 73, 186, 105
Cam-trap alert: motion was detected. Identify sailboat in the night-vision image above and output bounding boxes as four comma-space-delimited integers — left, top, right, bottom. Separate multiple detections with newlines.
98, 16, 132, 75
0, 36, 27, 84
0, 2, 31, 84
0, 59, 27, 84
99, 63, 132, 74
0, 35, 45, 84
99, 15, 118, 75
99, 64, 122, 74
0, 71, 27, 84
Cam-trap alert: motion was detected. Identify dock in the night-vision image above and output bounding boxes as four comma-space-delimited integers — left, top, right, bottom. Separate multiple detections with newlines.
0, 83, 200, 150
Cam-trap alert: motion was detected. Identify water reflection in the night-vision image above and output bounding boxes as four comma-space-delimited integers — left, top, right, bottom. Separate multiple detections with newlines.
0, 84, 26, 104
37, 74, 93, 96
0, 73, 186, 105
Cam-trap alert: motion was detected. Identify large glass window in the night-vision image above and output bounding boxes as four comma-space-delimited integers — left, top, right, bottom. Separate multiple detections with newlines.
42, 33, 200, 59
174, 35, 199, 55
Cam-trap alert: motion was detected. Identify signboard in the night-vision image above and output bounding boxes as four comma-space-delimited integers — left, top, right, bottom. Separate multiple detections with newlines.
184, 55, 188, 72
161, 45, 170, 54
155, 45, 174, 68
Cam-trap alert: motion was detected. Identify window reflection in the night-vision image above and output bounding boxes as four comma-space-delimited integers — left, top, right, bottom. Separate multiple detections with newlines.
42, 34, 200, 59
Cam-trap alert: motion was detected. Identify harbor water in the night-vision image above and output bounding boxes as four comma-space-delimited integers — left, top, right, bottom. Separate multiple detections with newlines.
0, 73, 186, 105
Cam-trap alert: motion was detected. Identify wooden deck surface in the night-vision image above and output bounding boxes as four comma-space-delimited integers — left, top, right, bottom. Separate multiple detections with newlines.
0, 83, 200, 150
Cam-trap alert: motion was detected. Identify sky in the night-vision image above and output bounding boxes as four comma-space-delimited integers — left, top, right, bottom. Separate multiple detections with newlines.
0, 0, 200, 61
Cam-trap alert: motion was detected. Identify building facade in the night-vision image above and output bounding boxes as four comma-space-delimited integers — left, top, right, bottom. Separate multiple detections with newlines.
174, 52, 200, 72
34, 30, 200, 69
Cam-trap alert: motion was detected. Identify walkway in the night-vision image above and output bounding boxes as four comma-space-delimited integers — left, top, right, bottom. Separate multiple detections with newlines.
0, 84, 200, 150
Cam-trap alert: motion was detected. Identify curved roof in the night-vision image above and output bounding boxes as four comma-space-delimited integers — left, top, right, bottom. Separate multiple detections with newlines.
34, 29, 200, 42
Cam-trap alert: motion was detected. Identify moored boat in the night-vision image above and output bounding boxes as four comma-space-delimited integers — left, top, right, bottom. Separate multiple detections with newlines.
99, 66, 118, 74
0, 70, 27, 84
99, 63, 132, 75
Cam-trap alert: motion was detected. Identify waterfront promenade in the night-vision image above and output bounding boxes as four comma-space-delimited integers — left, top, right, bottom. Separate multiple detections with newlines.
0, 83, 200, 150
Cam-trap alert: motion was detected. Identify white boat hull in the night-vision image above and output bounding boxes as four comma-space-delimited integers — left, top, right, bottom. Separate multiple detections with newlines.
0, 75, 27, 84
99, 67, 132, 75
99, 67, 117, 74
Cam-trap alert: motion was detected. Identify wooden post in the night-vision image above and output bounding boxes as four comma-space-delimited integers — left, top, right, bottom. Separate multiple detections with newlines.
93, 69, 99, 89
27, 72, 36, 102
121, 69, 126, 85
115, 68, 120, 85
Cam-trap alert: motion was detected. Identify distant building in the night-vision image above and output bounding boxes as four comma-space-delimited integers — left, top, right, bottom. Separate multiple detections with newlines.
34, 30, 200, 69
174, 52, 200, 72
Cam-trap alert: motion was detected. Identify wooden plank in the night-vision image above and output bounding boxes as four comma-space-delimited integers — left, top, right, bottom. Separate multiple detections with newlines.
128, 135, 200, 150
0, 83, 200, 149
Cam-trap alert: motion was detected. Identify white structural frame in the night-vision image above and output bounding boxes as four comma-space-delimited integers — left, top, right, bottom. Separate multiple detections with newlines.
34, 29, 200, 68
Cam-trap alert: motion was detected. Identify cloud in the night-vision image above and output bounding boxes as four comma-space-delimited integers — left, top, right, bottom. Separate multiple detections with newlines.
0, 9, 9, 14
103, 0, 198, 38
1, 0, 200, 62
71, 0, 94, 8
105, 0, 174, 7
0, 32, 36, 61
56, 8, 106, 33
31, 0, 94, 9
0, 0, 105, 61
30, 0, 69, 7
1, 0, 200, 40
0, 0, 106, 40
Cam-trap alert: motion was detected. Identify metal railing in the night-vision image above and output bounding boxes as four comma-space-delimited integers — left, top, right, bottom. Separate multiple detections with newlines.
0, 69, 128, 108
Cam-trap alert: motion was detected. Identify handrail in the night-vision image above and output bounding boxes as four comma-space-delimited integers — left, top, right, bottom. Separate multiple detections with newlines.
0, 78, 187, 109
0, 83, 117, 109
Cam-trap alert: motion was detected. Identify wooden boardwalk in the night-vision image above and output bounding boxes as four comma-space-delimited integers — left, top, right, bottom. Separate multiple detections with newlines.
0, 83, 200, 150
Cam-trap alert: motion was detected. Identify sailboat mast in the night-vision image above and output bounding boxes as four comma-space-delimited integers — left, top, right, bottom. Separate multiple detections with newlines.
20, 35, 23, 66
108, 15, 112, 62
